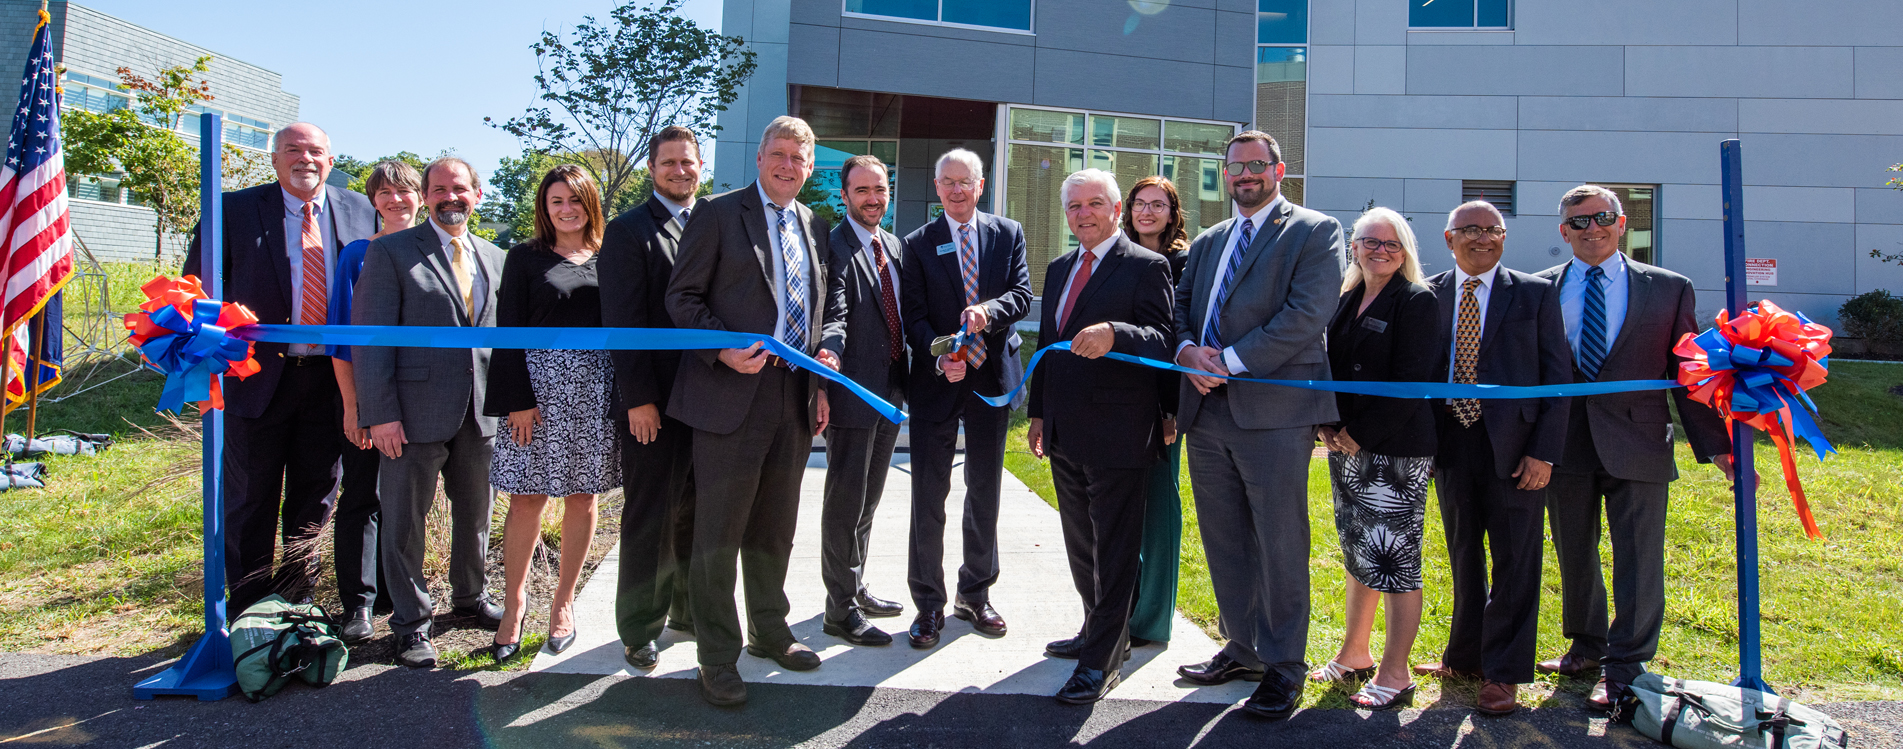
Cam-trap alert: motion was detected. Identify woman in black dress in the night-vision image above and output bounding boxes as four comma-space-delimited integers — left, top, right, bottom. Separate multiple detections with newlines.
1308, 206, 1440, 709
486, 165, 622, 661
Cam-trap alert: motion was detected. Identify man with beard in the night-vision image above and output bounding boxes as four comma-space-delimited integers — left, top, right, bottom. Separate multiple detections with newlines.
353, 156, 509, 669
183, 122, 376, 614
1171, 130, 1342, 720
601, 125, 705, 669
817, 154, 907, 647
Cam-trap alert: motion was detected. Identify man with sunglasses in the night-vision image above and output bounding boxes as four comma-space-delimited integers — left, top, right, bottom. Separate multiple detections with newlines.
1533, 185, 1733, 711
1410, 200, 1572, 717
1170, 130, 1342, 720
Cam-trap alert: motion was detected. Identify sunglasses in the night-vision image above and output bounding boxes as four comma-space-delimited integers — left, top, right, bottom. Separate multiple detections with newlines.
1224, 160, 1274, 176
1564, 211, 1620, 230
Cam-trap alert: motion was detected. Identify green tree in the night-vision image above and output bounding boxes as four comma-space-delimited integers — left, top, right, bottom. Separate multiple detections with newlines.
61, 56, 266, 258
332, 150, 496, 242
488, 0, 755, 213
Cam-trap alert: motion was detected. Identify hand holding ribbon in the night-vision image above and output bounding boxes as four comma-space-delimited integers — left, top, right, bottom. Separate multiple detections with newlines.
122, 275, 261, 413
1675, 300, 1835, 539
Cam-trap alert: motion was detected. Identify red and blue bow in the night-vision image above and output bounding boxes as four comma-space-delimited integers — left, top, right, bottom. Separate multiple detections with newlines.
122, 275, 261, 413
1675, 300, 1834, 539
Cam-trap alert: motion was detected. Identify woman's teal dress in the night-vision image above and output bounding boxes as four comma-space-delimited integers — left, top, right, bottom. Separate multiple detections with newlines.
1128, 246, 1187, 642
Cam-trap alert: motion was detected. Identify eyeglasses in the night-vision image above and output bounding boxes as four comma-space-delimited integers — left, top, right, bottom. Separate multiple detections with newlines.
1355, 237, 1404, 254
1563, 211, 1620, 230
1224, 160, 1274, 176
1131, 200, 1171, 215
936, 178, 977, 192
1452, 225, 1508, 239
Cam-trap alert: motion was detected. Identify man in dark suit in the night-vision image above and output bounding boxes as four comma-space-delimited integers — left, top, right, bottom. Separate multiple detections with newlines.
898, 148, 1032, 649
1411, 200, 1573, 716
818, 154, 908, 647
601, 125, 705, 670
182, 122, 375, 615
353, 157, 507, 669
1170, 131, 1341, 720
1026, 169, 1174, 704
1534, 185, 1733, 710
665, 116, 847, 706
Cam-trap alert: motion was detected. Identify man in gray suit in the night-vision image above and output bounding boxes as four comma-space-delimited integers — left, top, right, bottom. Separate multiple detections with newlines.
1534, 185, 1734, 710
354, 156, 507, 669
818, 154, 907, 647
666, 115, 847, 706
1171, 131, 1342, 720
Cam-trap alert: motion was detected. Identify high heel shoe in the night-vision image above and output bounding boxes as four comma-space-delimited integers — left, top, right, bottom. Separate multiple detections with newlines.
491, 607, 530, 663
546, 602, 577, 654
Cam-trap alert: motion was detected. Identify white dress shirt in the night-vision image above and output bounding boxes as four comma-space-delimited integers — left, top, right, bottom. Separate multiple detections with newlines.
757, 182, 813, 343
1446, 262, 1500, 385
1055, 231, 1119, 332
851, 217, 899, 319
1177, 196, 1286, 375
1559, 251, 1630, 357
282, 188, 334, 355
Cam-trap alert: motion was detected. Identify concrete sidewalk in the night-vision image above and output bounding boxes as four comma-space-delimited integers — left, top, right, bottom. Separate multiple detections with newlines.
530, 452, 1256, 705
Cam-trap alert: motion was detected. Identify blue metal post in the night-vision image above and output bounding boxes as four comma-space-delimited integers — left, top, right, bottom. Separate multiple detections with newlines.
134, 113, 237, 701
1720, 139, 1772, 695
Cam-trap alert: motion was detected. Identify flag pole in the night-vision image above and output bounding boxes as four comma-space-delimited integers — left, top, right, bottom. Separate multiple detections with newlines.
1720, 139, 1772, 694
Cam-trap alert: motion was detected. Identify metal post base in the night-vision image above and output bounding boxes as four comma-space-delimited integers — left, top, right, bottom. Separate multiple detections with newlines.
1733, 674, 1776, 695
132, 629, 237, 701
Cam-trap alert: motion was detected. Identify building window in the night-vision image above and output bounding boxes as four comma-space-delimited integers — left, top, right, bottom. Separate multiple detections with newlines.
68, 174, 126, 204
1602, 184, 1657, 265
845, 0, 1033, 33
1256, 1, 1306, 206
808, 140, 899, 232
997, 106, 1235, 292
1409, 0, 1512, 29
61, 71, 273, 152
60, 71, 130, 114
1462, 180, 1515, 215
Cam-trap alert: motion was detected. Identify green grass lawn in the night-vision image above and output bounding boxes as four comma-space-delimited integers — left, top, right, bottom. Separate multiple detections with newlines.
1005, 357, 1903, 704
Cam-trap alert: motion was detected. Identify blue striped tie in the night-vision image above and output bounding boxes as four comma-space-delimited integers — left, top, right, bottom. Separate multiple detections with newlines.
771, 203, 810, 360
1579, 265, 1608, 381
1203, 217, 1255, 349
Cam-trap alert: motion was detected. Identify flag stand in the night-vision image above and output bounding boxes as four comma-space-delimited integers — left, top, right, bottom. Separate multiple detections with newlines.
1720, 139, 1773, 695
133, 112, 235, 701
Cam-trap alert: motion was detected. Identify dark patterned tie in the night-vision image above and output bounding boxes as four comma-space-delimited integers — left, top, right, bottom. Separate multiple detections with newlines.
1204, 217, 1255, 349
1452, 277, 1483, 428
1578, 265, 1608, 381
872, 237, 902, 363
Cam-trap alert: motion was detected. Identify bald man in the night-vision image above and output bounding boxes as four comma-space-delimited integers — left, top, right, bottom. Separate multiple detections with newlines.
183, 123, 377, 615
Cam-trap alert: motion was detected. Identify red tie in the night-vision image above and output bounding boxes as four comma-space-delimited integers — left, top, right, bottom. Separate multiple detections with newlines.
299, 202, 327, 325
872, 237, 903, 362
1056, 250, 1094, 333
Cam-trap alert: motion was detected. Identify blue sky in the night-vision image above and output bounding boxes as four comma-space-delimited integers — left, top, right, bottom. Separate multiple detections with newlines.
77, 0, 724, 180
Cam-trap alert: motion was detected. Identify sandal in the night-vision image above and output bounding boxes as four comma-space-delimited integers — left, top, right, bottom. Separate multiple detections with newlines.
1349, 681, 1417, 710
1308, 659, 1377, 685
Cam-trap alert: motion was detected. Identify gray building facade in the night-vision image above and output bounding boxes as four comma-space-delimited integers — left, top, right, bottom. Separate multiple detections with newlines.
1, 0, 299, 262
719, 0, 1903, 328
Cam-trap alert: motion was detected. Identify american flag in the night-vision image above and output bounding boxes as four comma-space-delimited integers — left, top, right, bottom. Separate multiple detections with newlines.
0, 11, 73, 409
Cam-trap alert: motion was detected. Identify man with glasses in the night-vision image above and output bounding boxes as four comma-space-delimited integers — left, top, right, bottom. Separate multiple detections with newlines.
1170, 131, 1342, 720
898, 148, 1032, 650
1410, 201, 1572, 716
1533, 185, 1733, 711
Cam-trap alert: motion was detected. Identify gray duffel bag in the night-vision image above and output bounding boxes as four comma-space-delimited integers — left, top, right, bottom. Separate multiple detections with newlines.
1611, 673, 1849, 749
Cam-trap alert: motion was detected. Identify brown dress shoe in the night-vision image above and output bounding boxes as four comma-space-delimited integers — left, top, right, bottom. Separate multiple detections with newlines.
1412, 661, 1482, 680
1587, 677, 1626, 712
1475, 680, 1519, 716
952, 598, 1007, 637
1536, 652, 1601, 677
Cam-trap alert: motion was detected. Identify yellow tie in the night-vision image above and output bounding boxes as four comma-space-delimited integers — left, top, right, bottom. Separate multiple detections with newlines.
449, 236, 474, 312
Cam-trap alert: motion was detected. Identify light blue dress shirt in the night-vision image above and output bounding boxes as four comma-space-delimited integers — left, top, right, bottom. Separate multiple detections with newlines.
1559, 251, 1630, 358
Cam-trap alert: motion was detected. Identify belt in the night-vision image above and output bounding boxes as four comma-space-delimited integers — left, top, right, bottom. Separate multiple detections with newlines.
764, 354, 792, 369
285, 354, 331, 367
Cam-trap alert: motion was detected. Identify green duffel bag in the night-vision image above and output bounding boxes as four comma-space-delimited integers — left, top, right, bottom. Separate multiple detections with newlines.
229, 595, 349, 701
1611, 672, 1849, 749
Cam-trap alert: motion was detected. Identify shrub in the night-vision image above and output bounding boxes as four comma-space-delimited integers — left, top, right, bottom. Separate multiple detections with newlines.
1839, 289, 1903, 350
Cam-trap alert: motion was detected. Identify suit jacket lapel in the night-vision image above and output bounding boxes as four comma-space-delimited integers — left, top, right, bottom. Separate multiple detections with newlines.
1066, 240, 1129, 337
1224, 201, 1293, 307
1604, 261, 1649, 365
1190, 221, 1228, 335
738, 186, 775, 291
647, 196, 681, 254
1435, 272, 1457, 371
1347, 281, 1394, 351
472, 237, 501, 325
1478, 268, 1513, 358
257, 186, 292, 312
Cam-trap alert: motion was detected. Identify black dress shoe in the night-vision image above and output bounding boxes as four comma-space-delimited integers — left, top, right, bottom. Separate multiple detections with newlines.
1045, 634, 1083, 659
909, 610, 945, 649
1178, 652, 1266, 685
1129, 636, 1153, 647
1055, 665, 1122, 705
546, 628, 577, 655
746, 641, 822, 671
341, 608, 374, 645
854, 589, 904, 618
396, 632, 437, 669
451, 596, 505, 630
624, 641, 659, 670
490, 638, 524, 663
952, 598, 1007, 637
1242, 673, 1302, 720
824, 611, 894, 646
700, 663, 747, 706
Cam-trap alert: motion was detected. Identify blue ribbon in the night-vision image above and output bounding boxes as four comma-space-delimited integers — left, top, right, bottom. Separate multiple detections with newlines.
139, 299, 254, 413
231, 324, 908, 424
976, 341, 1684, 408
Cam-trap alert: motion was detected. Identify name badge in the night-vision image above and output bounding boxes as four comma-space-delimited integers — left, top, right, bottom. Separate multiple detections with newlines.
1360, 317, 1389, 334
936, 242, 958, 256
